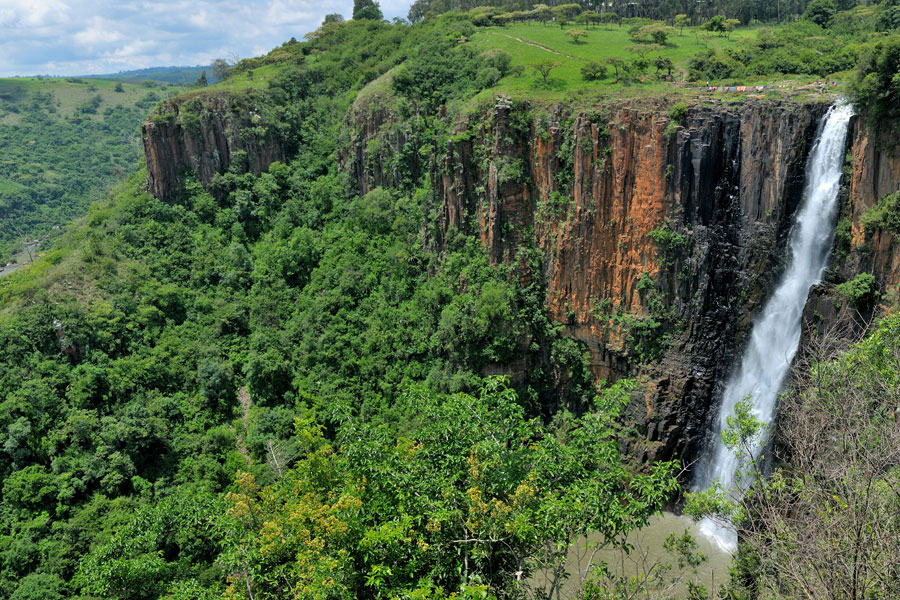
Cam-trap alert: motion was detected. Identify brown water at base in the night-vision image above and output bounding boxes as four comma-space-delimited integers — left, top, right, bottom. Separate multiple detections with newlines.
529, 511, 733, 599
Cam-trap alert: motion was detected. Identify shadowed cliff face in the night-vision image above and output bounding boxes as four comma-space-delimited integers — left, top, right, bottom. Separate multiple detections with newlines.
142, 94, 285, 202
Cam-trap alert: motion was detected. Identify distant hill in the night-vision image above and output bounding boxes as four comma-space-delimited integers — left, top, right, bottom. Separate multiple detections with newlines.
83, 65, 220, 85
0, 76, 186, 259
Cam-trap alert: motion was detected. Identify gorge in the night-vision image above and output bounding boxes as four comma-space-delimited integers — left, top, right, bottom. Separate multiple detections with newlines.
2, 9, 900, 597
143, 90, 900, 474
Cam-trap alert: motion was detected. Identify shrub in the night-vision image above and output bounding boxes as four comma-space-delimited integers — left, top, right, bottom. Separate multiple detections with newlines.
860, 191, 900, 236
852, 36, 900, 119
803, 0, 836, 28
837, 272, 879, 310
669, 101, 688, 125
648, 221, 691, 252
580, 61, 607, 81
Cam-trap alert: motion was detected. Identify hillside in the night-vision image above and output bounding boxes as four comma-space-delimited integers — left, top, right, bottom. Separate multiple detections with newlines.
0, 4, 898, 599
0, 77, 185, 261
84, 66, 218, 86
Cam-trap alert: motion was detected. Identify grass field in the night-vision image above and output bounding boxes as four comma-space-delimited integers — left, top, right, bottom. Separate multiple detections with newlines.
0, 77, 182, 120
468, 22, 829, 103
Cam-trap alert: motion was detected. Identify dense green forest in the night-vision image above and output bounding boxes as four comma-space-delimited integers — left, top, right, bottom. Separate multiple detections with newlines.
0, 1, 898, 598
0, 78, 184, 260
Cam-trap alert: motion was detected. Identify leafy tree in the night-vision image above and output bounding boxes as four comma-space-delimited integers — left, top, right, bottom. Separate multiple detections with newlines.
565, 28, 588, 42
655, 55, 674, 78
194, 71, 208, 87
836, 272, 879, 310
323, 12, 345, 23
668, 101, 688, 125
222, 379, 678, 599
581, 11, 602, 27
852, 34, 900, 118
531, 59, 561, 86
10, 573, 67, 600
606, 56, 628, 82
632, 22, 675, 44
530, 3, 551, 24
552, 3, 582, 21
803, 0, 836, 26
877, 0, 900, 31
353, 0, 384, 20
211, 58, 233, 81
724, 17, 740, 36
599, 11, 619, 27
674, 13, 690, 34
703, 14, 728, 34
626, 43, 663, 58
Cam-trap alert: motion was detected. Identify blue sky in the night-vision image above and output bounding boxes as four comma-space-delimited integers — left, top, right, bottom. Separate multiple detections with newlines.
0, 0, 409, 77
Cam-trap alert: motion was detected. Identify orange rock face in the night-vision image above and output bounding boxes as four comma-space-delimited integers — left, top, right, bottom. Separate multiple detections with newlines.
429, 97, 827, 463
846, 112, 900, 287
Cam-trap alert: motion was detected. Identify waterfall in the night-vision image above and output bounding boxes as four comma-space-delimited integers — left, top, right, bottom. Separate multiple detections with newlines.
694, 102, 854, 552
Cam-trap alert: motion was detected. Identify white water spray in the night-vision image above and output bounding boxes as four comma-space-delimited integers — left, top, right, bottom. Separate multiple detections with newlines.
694, 102, 854, 552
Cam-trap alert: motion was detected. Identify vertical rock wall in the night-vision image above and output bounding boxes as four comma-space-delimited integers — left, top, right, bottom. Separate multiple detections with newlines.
142, 93, 285, 202
142, 86, 900, 468
844, 112, 900, 286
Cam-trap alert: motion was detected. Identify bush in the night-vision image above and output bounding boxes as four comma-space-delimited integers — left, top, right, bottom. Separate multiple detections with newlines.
837, 272, 879, 310
580, 61, 607, 81
860, 191, 900, 236
803, 0, 836, 27
669, 101, 688, 125
852, 36, 900, 119
687, 49, 742, 80
648, 221, 691, 252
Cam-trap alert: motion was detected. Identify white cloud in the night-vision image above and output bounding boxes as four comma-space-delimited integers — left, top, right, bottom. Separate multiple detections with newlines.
0, 0, 71, 27
0, 0, 408, 77
73, 17, 126, 46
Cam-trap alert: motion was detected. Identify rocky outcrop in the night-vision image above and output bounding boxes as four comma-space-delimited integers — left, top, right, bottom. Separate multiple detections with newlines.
142, 92, 286, 202
338, 73, 426, 197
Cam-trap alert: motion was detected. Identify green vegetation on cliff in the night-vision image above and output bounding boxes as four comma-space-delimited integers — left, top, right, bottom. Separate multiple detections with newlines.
687, 313, 900, 598
0, 14, 675, 598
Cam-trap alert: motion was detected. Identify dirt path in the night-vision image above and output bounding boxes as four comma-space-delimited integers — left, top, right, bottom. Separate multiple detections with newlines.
489, 32, 586, 61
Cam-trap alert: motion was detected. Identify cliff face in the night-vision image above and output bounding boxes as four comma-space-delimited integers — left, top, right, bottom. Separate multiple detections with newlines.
338, 79, 427, 198
418, 97, 828, 463
142, 85, 898, 468
843, 112, 900, 286
142, 93, 286, 202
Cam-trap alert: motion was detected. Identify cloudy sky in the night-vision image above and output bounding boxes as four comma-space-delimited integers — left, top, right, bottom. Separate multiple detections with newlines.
0, 0, 410, 77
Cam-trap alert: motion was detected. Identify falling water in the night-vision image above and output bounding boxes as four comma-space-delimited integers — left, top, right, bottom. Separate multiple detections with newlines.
694, 102, 854, 552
